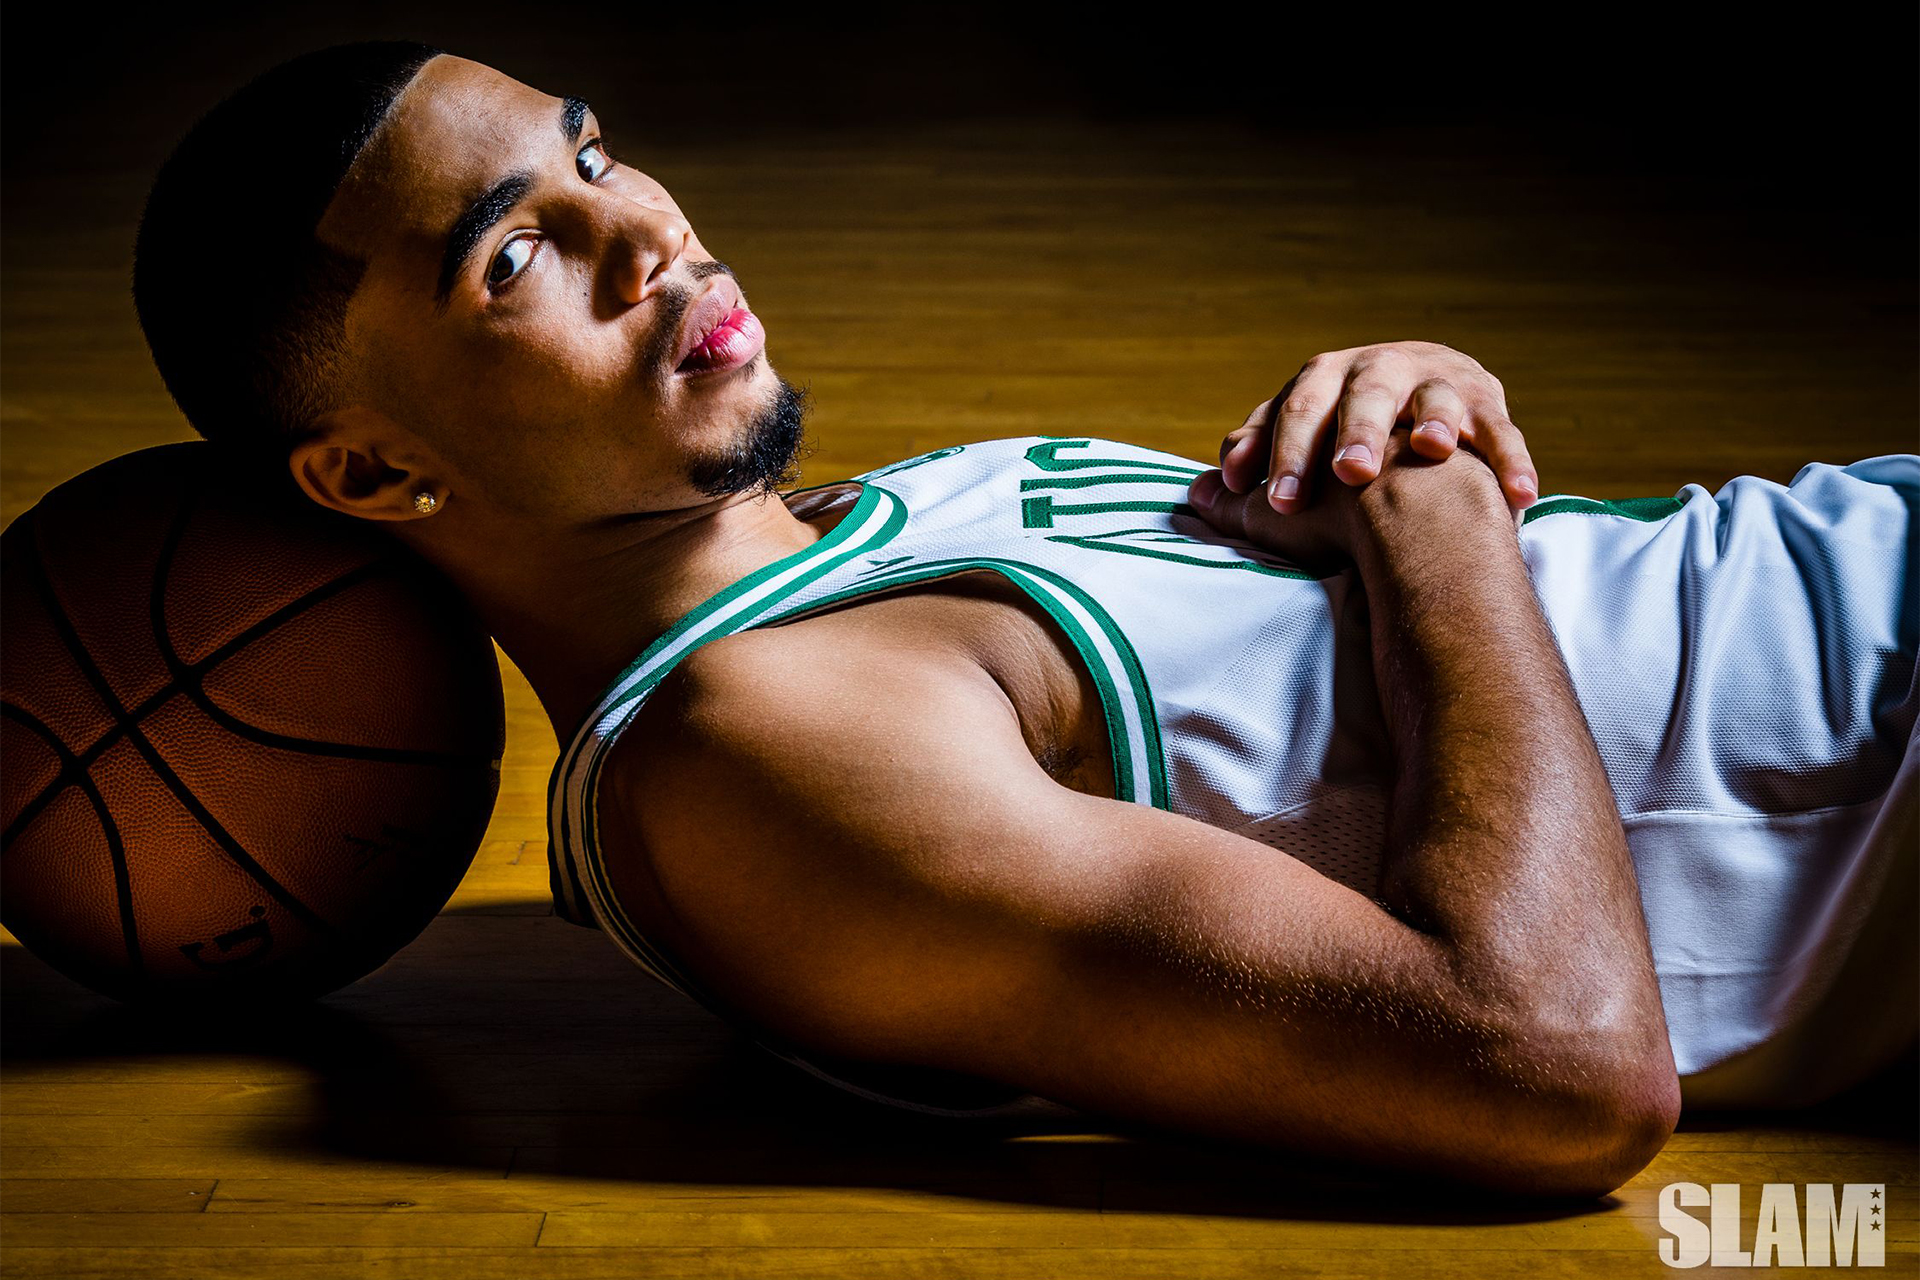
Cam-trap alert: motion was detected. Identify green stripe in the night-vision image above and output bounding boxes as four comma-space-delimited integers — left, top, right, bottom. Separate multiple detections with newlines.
553, 480, 885, 763
572, 487, 911, 969
548, 480, 901, 919
761, 553, 1171, 811
1008, 558, 1171, 811
758, 562, 1142, 803
1043, 528, 1318, 580
591, 487, 908, 735
1521, 494, 1687, 525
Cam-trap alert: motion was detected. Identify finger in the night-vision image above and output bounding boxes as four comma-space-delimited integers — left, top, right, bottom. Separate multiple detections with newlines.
1463, 409, 1541, 509
1265, 358, 1346, 514
1191, 462, 1347, 570
1186, 468, 1246, 539
1407, 378, 1468, 460
1329, 372, 1403, 486
1220, 396, 1277, 494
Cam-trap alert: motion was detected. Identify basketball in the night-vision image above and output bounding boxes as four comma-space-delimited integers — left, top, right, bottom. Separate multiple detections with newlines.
1, 442, 505, 1005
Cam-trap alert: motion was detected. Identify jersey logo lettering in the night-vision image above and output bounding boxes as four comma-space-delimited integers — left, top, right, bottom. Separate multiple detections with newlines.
1017, 438, 1312, 576
1045, 529, 1313, 579
1021, 492, 1197, 529
1023, 439, 1202, 475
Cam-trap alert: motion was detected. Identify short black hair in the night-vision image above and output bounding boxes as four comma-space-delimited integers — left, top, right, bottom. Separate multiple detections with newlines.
131, 40, 444, 465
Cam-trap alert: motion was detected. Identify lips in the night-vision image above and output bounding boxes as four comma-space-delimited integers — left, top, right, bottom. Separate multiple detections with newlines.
673, 282, 746, 372
678, 310, 764, 377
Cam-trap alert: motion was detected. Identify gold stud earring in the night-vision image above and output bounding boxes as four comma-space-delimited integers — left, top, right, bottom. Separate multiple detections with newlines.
413, 491, 439, 515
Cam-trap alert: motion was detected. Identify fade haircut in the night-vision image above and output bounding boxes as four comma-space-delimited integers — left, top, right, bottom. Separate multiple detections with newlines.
131, 41, 444, 466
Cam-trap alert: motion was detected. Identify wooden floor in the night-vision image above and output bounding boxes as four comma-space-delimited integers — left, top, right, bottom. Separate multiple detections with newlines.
4, 85, 1917, 1280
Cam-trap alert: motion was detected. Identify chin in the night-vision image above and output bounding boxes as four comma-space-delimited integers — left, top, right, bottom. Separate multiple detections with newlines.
681, 365, 813, 501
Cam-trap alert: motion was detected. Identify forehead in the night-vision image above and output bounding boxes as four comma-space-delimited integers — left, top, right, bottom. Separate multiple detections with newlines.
317, 54, 569, 267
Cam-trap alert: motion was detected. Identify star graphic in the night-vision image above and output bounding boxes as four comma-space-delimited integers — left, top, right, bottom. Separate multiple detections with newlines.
1871, 1221, 1882, 1232
1872, 1189, 1883, 1200
1872, 1205, 1882, 1217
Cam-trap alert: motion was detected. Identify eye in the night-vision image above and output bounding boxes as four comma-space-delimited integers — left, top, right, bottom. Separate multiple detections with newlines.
577, 138, 613, 182
483, 138, 615, 296
486, 234, 539, 291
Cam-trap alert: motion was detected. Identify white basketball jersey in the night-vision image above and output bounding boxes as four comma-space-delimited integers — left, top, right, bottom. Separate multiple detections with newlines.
548, 435, 1919, 1115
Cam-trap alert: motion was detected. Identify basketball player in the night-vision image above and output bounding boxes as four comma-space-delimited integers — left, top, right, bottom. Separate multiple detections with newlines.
128, 43, 1917, 1198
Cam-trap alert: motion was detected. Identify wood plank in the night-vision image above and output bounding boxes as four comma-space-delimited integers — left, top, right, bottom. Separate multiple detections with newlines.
0, 1147, 514, 1179
1102, 1171, 1919, 1218
0, 1111, 1132, 1149
6, 1244, 1875, 1280
0, 1179, 215, 1213
0, 1212, 545, 1248
531, 1208, 1917, 1250
207, 1175, 1097, 1215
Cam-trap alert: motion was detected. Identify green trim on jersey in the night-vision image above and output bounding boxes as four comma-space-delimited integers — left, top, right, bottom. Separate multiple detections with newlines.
865, 444, 970, 478
576, 485, 908, 847
546, 480, 903, 932
755, 554, 1172, 811
1522, 494, 1687, 525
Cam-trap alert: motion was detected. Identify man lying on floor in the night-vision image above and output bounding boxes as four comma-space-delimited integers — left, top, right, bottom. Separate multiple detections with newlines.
128, 41, 1918, 1199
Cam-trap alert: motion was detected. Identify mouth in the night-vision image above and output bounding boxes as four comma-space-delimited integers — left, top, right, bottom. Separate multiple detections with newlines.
673, 283, 766, 378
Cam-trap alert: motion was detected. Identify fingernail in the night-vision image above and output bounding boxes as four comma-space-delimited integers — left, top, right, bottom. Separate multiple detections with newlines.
1269, 474, 1299, 507
1515, 475, 1538, 501
1335, 444, 1372, 467
1417, 421, 1450, 439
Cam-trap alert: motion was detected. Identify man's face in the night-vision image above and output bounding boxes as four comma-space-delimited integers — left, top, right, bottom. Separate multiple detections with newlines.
315, 54, 807, 521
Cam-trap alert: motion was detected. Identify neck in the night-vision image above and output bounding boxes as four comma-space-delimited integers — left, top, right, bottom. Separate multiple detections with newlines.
412, 485, 840, 745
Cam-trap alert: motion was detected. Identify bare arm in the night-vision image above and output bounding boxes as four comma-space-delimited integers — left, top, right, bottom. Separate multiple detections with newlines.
607, 439, 1678, 1198
1195, 425, 1680, 1165
1357, 443, 1676, 1116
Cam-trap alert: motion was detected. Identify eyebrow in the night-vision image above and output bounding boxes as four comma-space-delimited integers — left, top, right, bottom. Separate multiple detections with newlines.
432, 96, 594, 310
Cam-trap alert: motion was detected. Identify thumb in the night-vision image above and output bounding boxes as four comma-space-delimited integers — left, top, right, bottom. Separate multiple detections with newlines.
1185, 468, 1245, 537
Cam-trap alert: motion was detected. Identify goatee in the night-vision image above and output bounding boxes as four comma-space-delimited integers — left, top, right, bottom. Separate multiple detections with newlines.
684, 373, 814, 500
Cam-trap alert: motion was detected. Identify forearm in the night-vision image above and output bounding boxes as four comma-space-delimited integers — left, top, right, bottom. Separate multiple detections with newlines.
1351, 476, 1678, 1158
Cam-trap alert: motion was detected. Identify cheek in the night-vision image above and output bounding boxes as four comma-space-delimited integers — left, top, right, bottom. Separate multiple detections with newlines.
471, 302, 636, 412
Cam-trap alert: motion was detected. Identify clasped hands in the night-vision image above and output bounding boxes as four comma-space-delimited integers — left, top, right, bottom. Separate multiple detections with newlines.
1185, 340, 1535, 571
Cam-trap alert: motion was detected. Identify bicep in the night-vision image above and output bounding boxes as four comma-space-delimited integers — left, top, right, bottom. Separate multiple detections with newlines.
624, 634, 1536, 1179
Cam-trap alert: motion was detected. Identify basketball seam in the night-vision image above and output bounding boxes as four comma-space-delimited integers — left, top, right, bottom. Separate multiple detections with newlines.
16, 515, 335, 937
0, 699, 145, 976
148, 488, 497, 769
6, 504, 496, 842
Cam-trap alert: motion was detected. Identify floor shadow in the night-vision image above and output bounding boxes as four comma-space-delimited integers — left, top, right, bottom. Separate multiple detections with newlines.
1675, 1040, 1919, 1140
8, 922, 1903, 1226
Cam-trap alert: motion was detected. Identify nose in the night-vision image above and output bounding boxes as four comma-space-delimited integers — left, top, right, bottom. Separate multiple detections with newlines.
606, 200, 692, 307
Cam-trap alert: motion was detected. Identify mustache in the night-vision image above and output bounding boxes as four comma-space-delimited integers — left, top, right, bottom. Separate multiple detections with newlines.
647, 258, 739, 376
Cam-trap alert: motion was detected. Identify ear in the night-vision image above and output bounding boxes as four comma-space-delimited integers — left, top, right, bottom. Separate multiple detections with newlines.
289, 404, 444, 523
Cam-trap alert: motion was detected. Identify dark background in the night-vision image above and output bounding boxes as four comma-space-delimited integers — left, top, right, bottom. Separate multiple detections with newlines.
4, 2, 1915, 279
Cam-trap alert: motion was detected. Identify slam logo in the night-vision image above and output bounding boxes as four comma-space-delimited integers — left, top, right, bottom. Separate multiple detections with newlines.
1659, 1183, 1886, 1268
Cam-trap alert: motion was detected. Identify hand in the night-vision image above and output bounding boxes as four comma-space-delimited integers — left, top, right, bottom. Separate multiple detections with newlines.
1218, 341, 1540, 516
1189, 422, 1522, 575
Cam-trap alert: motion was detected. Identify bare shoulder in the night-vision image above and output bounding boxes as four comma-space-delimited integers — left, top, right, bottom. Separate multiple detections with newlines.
592, 617, 1063, 1058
